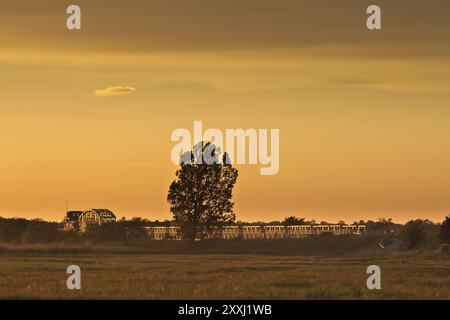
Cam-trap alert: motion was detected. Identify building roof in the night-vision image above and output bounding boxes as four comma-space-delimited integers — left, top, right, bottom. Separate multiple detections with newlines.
66, 211, 83, 221
83, 208, 116, 220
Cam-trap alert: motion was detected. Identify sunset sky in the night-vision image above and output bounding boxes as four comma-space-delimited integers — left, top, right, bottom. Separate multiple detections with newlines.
0, 0, 449, 223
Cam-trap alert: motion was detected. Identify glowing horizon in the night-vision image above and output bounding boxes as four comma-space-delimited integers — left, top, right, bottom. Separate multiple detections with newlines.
1, 0, 449, 224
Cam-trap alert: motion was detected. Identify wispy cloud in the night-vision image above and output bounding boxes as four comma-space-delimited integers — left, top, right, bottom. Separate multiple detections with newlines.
93, 86, 136, 97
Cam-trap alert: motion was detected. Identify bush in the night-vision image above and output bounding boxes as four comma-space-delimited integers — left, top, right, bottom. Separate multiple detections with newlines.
403, 220, 426, 248
21, 220, 59, 243
439, 215, 450, 244
0, 218, 62, 244
85, 218, 149, 243
0, 218, 29, 243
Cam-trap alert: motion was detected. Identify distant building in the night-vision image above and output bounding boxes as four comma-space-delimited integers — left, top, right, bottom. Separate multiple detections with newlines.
63, 211, 83, 232
63, 208, 116, 233
144, 223, 366, 240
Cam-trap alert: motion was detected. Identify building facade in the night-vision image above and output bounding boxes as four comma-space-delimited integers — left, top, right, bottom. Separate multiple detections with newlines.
63, 208, 116, 233
145, 224, 366, 240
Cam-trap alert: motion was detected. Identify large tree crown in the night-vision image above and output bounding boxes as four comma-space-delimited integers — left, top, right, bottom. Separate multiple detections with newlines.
167, 141, 238, 240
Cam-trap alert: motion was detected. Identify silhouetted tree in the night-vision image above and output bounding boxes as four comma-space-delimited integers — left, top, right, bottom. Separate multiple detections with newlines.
404, 220, 426, 248
439, 215, 450, 244
0, 218, 30, 243
167, 142, 238, 240
88, 217, 149, 242
0, 217, 61, 243
21, 219, 59, 243
283, 216, 306, 226
378, 217, 393, 225
366, 217, 395, 234
125, 217, 148, 239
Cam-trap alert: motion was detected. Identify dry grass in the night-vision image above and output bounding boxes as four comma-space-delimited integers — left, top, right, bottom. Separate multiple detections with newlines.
0, 235, 391, 256
0, 251, 448, 299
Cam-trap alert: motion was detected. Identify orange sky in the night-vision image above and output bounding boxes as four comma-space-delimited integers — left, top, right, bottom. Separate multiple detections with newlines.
0, 0, 449, 223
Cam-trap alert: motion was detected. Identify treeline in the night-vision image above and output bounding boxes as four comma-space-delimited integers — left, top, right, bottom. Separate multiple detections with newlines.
241, 216, 365, 226
0, 217, 63, 243
0, 217, 151, 244
83, 217, 149, 242
1, 215, 449, 248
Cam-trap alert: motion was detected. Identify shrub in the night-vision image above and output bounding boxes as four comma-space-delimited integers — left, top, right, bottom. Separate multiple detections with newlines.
404, 220, 426, 248
439, 215, 450, 244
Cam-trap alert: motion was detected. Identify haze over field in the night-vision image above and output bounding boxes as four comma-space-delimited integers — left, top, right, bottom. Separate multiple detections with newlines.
0, 0, 449, 223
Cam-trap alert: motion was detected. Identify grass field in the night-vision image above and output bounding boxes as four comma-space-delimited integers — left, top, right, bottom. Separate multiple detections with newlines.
0, 240, 448, 299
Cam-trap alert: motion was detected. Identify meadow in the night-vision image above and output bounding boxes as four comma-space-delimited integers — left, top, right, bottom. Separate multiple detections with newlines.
0, 239, 448, 299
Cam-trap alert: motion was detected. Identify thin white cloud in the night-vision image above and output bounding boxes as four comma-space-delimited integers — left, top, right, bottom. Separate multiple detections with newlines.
93, 86, 136, 97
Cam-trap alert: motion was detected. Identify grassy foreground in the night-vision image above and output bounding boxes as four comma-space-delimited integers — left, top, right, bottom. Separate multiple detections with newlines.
0, 240, 448, 299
